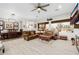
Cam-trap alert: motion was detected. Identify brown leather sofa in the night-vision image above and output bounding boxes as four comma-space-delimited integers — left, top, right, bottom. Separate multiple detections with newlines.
23, 31, 57, 41
23, 31, 38, 41
39, 31, 54, 41
59, 36, 67, 40
27, 32, 38, 41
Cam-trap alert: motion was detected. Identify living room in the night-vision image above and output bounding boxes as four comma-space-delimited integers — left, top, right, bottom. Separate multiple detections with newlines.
0, 3, 79, 55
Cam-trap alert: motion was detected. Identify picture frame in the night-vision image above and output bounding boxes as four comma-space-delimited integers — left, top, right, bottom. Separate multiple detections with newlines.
13, 22, 19, 29
38, 24, 46, 31
0, 26, 3, 30
5, 22, 13, 29
0, 20, 4, 30
0, 20, 4, 25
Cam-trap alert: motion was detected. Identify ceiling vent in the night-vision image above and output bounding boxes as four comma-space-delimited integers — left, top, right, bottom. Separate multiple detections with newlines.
47, 18, 53, 21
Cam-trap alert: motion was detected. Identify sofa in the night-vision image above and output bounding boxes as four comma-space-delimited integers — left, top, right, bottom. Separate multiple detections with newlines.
23, 31, 38, 41
59, 31, 75, 40
39, 31, 54, 41
26, 32, 38, 41
23, 30, 58, 41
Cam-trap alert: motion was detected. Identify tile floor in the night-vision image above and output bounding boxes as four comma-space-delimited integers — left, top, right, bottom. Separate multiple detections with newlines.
2, 38, 79, 55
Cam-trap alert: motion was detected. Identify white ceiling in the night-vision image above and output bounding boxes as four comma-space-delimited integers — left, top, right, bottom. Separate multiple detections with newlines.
0, 3, 77, 22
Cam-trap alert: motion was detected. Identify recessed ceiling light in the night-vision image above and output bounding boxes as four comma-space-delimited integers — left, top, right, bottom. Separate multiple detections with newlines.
11, 13, 15, 16
55, 5, 62, 11
55, 9, 59, 11
58, 5, 62, 9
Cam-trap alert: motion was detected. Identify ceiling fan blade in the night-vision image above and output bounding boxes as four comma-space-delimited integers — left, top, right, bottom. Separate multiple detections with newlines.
41, 4, 50, 7
40, 8, 47, 11
32, 8, 37, 11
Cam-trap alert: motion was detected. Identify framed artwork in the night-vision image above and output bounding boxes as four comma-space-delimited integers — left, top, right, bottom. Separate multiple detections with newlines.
0, 20, 4, 30
14, 22, 19, 26
5, 22, 13, 29
0, 26, 3, 30
0, 20, 4, 25
38, 24, 46, 31
34, 24, 36, 28
13, 22, 19, 29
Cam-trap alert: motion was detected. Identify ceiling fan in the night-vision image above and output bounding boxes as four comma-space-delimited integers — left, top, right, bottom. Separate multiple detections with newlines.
32, 3, 50, 13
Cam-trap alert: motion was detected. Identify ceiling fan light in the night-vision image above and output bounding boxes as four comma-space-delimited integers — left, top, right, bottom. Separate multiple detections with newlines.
37, 8, 40, 11
58, 5, 62, 9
